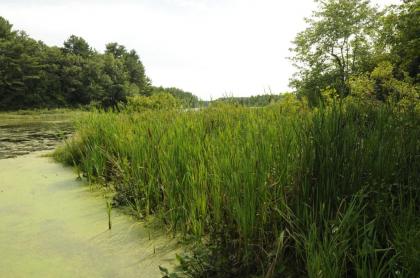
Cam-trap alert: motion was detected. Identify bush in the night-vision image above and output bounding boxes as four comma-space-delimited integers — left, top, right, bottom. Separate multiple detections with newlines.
125, 93, 181, 112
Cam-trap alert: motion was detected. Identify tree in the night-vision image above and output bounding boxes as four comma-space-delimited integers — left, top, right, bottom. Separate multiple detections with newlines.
0, 31, 44, 109
0, 16, 182, 110
63, 35, 93, 57
123, 50, 150, 94
100, 53, 130, 108
126, 92, 181, 112
0, 16, 15, 39
379, 0, 420, 83
105, 42, 126, 59
106, 43, 151, 95
151, 86, 199, 108
290, 0, 380, 105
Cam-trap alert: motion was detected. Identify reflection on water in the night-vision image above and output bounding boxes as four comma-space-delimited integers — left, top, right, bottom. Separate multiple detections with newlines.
0, 120, 73, 159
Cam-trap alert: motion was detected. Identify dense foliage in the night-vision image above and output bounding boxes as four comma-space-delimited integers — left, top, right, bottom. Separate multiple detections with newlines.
0, 17, 151, 110
125, 93, 181, 112
151, 86, 199, 108
290, 0, 419, 107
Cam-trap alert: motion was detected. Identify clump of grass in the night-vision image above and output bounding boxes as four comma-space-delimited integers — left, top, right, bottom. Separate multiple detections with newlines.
55, 100, 419, 277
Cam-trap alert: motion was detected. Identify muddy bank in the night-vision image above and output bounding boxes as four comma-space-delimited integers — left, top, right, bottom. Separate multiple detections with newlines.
0, 152, 179, 277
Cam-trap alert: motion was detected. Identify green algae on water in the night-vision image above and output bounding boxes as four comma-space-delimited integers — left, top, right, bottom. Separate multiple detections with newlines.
0, 152, 179, 278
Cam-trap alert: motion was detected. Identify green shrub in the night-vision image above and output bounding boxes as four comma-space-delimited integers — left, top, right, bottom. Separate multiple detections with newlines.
125, 93, 181, 112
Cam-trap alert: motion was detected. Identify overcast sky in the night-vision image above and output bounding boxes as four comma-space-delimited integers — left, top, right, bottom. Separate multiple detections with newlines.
1, 0, 399, 100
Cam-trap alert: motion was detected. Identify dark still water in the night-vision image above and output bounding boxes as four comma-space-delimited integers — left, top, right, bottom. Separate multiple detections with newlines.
0, 120, 73, 159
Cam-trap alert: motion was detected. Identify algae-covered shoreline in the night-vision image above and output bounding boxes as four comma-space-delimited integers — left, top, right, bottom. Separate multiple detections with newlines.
0, 152, 179, 277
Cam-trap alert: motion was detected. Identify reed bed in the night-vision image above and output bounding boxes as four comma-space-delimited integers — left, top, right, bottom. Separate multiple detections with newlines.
54, 101, 419, 277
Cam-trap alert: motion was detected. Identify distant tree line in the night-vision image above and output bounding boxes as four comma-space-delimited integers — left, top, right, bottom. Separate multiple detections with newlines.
0, 16, 153, 110
290, 0, 419, 107
215, 94, 284, 107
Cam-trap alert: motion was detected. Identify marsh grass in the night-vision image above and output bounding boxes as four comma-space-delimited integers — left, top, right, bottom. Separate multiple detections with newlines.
54, 101, 419, 277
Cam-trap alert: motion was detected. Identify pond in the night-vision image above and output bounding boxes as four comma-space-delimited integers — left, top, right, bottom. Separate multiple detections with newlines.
0, 115, 179, 277
0, 119, 73, 159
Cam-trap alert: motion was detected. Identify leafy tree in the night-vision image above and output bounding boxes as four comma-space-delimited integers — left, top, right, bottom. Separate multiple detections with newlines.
126, 92, 180, 112
123, 50, 150, 95
0, 31, 43, 109
105, 42, 126, 59
346, 0, 420, 108
290, 0, 380, 105
99, 53, 131, 108
379, 0, 420, 83
36, 45, 66, 106
106, 43, 151, 95
151, 86, 199, 108
0, 16, 14, 39
63, 35, 93, 57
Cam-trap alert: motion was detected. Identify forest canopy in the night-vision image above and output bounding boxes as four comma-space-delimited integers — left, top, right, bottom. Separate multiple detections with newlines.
0, 17, 152, 110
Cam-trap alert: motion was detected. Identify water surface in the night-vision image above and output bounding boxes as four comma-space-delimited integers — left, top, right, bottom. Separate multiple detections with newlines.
0, 118, 73, 159
0, 116, 179, 277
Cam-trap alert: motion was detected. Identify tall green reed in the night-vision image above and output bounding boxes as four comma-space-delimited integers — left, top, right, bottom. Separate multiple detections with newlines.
54, 101, 419, 277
